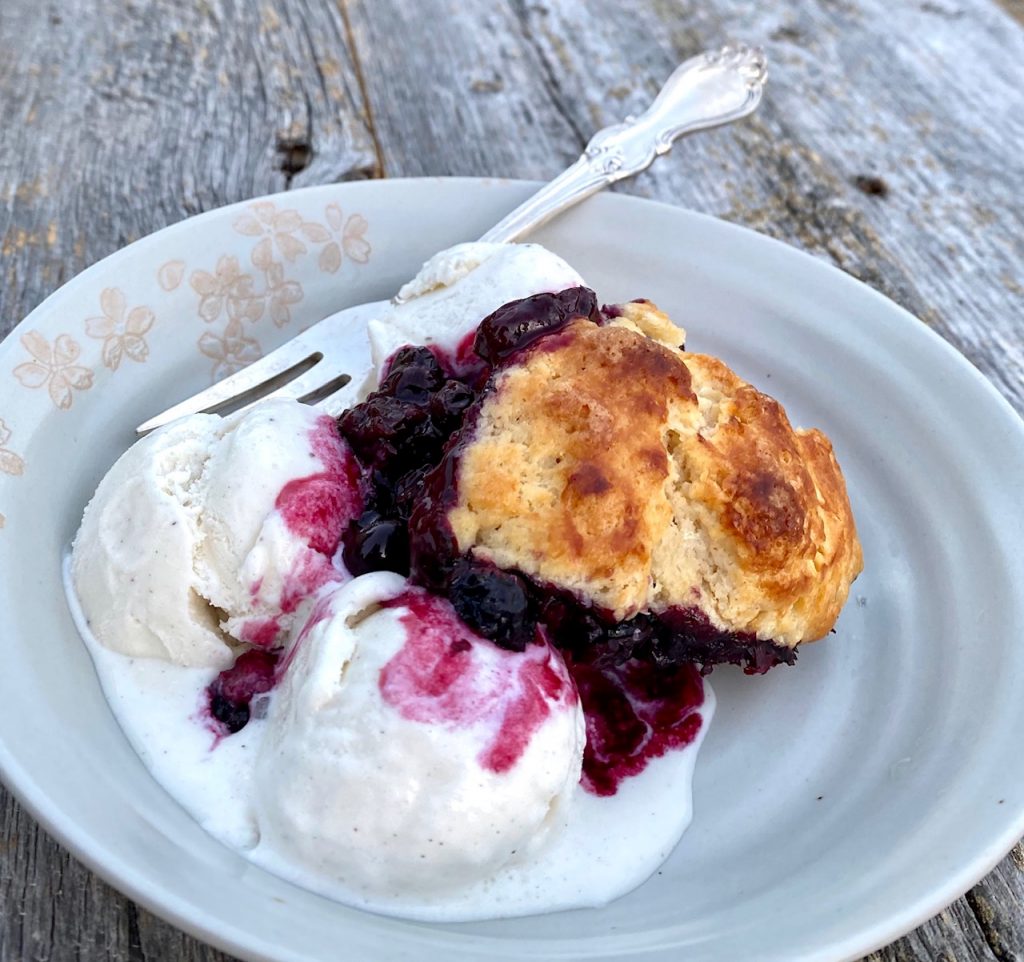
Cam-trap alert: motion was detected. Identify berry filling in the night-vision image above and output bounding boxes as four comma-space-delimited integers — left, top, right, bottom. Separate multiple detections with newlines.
337, 345, 475, 577
471, 286, 601, 364
207, 648, 280, 735
337, 286, 795, 676
569, 653, 705, 796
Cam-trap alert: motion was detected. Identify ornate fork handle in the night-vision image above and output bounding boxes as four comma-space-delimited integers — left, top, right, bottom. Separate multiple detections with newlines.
478, 44, 767, 245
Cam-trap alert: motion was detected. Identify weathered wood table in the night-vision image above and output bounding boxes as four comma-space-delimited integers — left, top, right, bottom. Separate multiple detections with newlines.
2, 0, 1022, 959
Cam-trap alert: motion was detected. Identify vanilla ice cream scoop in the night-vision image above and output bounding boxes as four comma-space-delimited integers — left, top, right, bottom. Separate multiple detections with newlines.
192, 399, 361, 646
71, 415, 229, 667
71, 398, 363, 667
253, 573, 585, 898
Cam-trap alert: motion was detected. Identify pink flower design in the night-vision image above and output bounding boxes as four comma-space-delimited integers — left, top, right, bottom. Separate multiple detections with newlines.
190, 256, 264, 324
0, 419, 25, 476
263, 262, 304, 327
234, 201, 314, 265
157, 260, 186, 292
319, 203, 371, 273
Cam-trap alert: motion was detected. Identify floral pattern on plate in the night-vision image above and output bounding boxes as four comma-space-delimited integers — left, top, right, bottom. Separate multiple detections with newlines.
13, 332, 94, 410
85, 289, 156, 371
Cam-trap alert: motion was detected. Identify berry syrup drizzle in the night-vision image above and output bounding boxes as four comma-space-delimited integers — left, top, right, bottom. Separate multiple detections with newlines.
378, 588, 576, 774
569, 654, 704, 796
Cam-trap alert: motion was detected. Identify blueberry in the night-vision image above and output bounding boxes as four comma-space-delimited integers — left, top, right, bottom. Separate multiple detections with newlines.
555, 286, 601, 323
393, 466, 433, 518
380, 347, 446, 403
474, 286, 599, 364
449, 562, 536, 651
338, 395, 427, 463
384, 345, 445, 379
210, 693, 250, 734
429, 380, 476, 427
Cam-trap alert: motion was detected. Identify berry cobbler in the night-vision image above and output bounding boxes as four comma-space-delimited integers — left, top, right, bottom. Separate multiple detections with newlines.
339, 288, 862, 673
70, 241, 862, 920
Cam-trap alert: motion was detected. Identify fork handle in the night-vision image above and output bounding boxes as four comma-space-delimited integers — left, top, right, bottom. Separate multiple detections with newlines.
477, 44, 767, 245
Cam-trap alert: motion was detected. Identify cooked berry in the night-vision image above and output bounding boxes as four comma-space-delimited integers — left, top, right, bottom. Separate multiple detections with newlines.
342, 511, 410, 576
430, 380, 475, 426
206, 648, 279, 735
338, 395, 427, 465
448, 562, 536, 652
380, 346, 446, 403
210, 693, 250, 734
216, 648, 278, 702
393, 466, 434, 518
473, 287, 599, 364
558, 286, 602, 323
407, 458, 464, 591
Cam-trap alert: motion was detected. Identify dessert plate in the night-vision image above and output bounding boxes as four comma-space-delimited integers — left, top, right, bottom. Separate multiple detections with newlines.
1, 178, 1022, 962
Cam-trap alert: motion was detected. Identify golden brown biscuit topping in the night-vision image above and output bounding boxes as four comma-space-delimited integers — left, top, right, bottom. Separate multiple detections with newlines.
449, 319, 694, 618
449, 303, 862, 647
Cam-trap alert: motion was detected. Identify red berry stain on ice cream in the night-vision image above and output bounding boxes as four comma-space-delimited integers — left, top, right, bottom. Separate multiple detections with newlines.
569, 656, 704, 796
261, 417, 367, 608
275, 416, 363, 556
278, 552, 337, 615
379, 589, 576, 774
239, 616, 281, 649
433, 331, 490, 388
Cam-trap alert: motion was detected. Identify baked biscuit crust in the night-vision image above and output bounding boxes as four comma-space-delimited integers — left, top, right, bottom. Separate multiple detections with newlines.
449, 302, 862, 649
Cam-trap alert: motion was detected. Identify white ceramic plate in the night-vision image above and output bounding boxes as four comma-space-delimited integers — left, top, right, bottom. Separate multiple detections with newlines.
1, 179, 1023, 962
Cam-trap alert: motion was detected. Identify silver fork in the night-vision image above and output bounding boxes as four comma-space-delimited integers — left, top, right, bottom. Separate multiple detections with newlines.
137, 43, 767, 436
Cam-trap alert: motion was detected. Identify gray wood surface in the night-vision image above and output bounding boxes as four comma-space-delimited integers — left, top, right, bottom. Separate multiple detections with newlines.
1, 0, 1022, 959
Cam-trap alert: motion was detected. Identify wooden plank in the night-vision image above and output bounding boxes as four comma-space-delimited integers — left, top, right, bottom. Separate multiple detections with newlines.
964, 842, 1024, 961
343, 0, 582, 180
2, 797, 238, 961
863, 900, 1000, 962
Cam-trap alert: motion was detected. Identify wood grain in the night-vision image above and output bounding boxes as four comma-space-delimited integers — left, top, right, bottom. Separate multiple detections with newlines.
1, 0, 1023, 959
0, 0, 376, 332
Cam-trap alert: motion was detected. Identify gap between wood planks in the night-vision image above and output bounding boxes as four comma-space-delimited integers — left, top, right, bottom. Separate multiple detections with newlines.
507, 0, 589, 150
338, 0, 387, 179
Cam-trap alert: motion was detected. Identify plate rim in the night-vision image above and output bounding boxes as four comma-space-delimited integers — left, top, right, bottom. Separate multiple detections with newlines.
0, 176, 1022, 962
